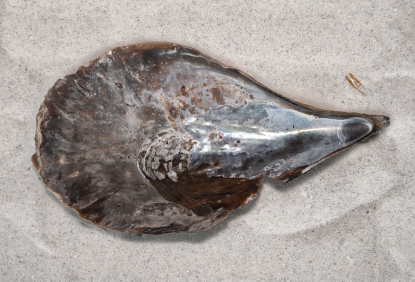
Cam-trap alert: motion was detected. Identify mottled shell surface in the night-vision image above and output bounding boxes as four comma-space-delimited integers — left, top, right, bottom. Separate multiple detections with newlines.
32, 42, 389, 234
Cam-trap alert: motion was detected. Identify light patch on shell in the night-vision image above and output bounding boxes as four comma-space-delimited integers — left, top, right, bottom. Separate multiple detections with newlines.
243, 192, 258, 205
137, 129, 195, 182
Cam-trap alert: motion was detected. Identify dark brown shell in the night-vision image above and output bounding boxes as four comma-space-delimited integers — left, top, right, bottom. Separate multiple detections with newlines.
32, 42, 389, 234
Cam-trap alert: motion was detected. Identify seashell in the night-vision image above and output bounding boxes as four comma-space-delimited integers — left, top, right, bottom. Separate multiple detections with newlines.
32, 42, 390, 234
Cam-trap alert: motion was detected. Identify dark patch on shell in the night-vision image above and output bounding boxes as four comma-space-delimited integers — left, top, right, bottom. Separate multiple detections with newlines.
341, 123, 370, 143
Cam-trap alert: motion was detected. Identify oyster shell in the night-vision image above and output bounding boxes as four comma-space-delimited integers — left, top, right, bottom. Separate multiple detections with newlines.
32, 42, 389, 234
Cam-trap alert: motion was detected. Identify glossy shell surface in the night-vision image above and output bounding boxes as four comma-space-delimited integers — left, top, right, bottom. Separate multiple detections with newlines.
32, 42, 389, 234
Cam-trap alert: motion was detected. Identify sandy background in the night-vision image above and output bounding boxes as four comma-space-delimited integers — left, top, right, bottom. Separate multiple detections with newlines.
1, 0, 414, 281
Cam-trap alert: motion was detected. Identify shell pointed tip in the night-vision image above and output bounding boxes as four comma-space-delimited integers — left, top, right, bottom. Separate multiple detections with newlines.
381, 116, 390, 128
